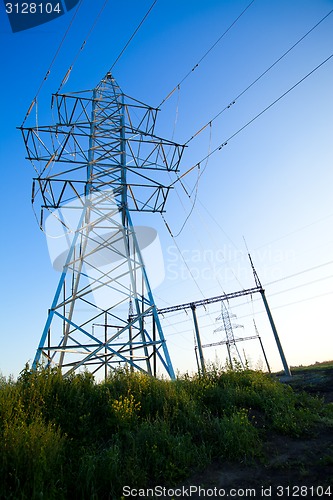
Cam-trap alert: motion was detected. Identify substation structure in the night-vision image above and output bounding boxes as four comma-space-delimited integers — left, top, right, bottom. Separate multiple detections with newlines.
156, 256, 291, 378
21, 73, 185, 379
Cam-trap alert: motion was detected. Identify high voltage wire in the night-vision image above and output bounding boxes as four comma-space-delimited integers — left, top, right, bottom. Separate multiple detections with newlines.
155, 262, 333, 332
23, 0, 158, 122
265, 259, 333, 286
165, 46, 333, 238
254, 212, 333, 251
268, 275, 333, 297
157, 7, 333, 241
170, 52, 333, 190
162, 271, 333, 329
108, 0, 158, 73
21, 0, 84, 126
165, 7, 333, 234
227, 273, 333, 313
185, 7, 333, 145
56, 0, 110, 94
57, 0, 158, 92
209, 51, 333, 149
158, 0, 256, 108
161, 214, 207, 300
162, 184, 333, 318
236, 290, 333, 322
160, 212, 231, 335
164, 287, 333, 337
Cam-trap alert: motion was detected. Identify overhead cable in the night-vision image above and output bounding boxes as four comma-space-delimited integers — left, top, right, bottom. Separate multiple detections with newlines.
212, 264, 333, 313
229, 273, 333, 312
165, 9, 333, 245
237, 290, 333, 321
108, 0, 158, 73
171, 52, 333, 188
157, 0, 256, 108
161, 214, 207, 300
159, 275, 333, 333
254, 212, 333, 250
265, 259, 333, 286
56, 0, 110, 94
185, 7, 333, 144
172, 122, 213, 237
21, 0, 84, 126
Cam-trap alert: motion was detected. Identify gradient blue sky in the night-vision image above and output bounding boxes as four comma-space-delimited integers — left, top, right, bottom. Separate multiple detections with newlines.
0, 0, 332, 378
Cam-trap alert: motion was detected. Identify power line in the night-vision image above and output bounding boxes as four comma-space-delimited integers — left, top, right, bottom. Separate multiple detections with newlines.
21, 0, 84, 126
269, 274, 333, 297
265, 259, 333, 286
160, 212, 227, 331
158, 259, 333, 322
254, 212, 333, 251
161, 214, 207, 301
185, 8, 333, 145
56, 0, 110, 94
213, 53, 333, 147
171, 52, 333, 188
210, 269, 333, 316
271, 290, 333, 310
171, 122, 213, 238
57, 0, 157, 93
108, 0, 158, 72
160, 282, 333, 337
157, 0, 256, 108
237, 290, 333, 321
163, 9, 333, 249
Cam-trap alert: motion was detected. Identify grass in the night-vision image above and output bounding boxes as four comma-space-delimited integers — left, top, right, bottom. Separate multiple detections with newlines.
274, 360, 333, 375
0, 365, 332, 499
290, 360, 333, 372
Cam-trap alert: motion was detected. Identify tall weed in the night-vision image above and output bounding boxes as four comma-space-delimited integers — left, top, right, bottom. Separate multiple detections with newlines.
0, 365, 329, 498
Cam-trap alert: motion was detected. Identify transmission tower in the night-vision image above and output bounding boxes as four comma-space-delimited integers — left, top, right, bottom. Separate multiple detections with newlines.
214, 301, 244, 368
21, 73, 184, 378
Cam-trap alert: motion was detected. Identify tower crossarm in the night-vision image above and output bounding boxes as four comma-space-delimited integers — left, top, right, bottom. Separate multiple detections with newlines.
20, 73, 185, 216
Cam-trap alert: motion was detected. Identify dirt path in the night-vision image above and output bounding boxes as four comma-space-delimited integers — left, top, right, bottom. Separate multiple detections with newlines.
178, 368, 333, 499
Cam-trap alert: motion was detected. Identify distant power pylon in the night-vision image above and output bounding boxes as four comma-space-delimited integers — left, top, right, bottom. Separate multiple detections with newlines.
213, 301, 245, 368
21, 73, 184, 378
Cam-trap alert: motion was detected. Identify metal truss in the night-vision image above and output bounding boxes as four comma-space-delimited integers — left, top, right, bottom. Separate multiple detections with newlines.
21, 73, 185, 379
155, 257, 291, 377
213, 301, 245, 368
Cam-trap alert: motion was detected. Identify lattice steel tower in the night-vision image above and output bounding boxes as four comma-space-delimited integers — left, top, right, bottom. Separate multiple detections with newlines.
21, 73, 184, 378
214, 301, 244, 368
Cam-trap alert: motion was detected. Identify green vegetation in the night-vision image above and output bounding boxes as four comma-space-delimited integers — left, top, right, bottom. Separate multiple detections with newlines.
290, 360, 333, 372
0, 366, 332, 499
274, 360, 333, 375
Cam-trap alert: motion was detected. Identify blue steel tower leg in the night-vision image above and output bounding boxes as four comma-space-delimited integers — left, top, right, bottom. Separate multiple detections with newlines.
126, 209, 175, 379
119, 93, 152, 376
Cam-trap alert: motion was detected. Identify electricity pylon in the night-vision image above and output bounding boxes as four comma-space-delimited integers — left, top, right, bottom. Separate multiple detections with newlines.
214, 301, 244, 368
21, 73, 184, 378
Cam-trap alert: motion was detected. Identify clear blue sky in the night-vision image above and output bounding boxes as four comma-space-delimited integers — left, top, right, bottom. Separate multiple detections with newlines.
0, 0, 332, 378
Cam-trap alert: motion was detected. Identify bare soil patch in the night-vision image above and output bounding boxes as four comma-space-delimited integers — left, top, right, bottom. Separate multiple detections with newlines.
179, 367, 333, 499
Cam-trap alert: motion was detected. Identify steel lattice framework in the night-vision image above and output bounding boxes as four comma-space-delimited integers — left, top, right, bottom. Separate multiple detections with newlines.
213, 301, 244, 368
21, 73, 184, 378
